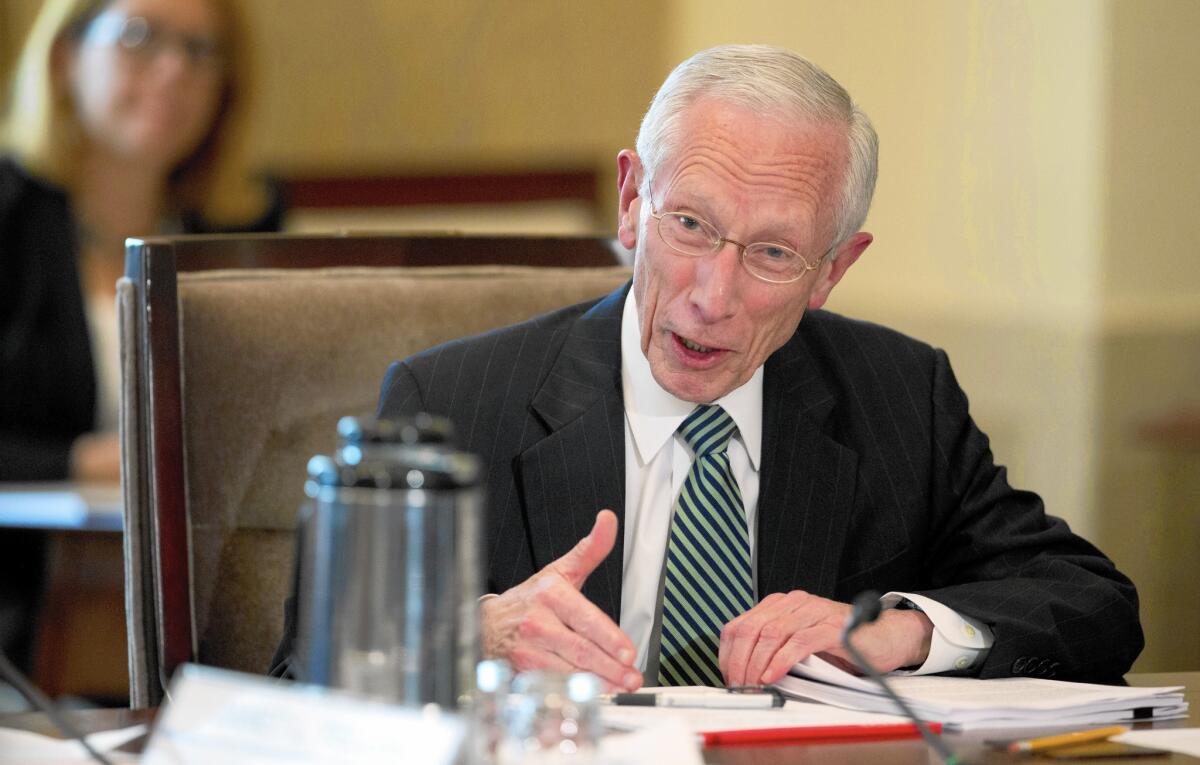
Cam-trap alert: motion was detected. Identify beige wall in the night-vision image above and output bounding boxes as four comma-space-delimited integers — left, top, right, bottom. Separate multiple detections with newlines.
0, 0, 39, 75
239, 1, 667, 178
1097, 0, 1200, 672
1103, 0, 1200, 326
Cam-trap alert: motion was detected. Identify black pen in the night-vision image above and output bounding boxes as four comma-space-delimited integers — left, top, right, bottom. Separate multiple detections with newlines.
604, 687, 785, 709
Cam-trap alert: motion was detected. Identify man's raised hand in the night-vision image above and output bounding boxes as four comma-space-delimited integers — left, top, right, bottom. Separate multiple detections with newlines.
480, 510, 642, 691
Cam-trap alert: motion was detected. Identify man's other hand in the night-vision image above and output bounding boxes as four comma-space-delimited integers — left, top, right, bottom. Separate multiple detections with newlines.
718, 591, 934, 685
481, 510, 642, 691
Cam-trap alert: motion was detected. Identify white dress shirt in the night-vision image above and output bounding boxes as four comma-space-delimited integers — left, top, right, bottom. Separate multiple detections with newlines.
617, 293, 993, 675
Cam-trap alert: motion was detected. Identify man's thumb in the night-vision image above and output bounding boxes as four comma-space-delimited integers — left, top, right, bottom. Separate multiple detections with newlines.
554, 509, 618, 589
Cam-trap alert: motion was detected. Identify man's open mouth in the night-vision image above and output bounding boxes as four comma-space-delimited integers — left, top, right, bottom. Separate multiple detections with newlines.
675, 333, 720, 354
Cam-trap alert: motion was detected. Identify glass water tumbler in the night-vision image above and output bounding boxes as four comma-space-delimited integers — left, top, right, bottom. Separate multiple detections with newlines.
498, 672, 602, 763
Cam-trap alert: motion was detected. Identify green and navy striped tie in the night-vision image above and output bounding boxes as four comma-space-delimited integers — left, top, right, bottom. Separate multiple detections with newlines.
657, 404, 754, 687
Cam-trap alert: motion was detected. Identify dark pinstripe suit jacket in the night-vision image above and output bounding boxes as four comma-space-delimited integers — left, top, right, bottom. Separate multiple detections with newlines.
372, 282, 1142, 681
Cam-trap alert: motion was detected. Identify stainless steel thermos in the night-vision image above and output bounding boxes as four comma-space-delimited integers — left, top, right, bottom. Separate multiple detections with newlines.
296, 414, 484, 707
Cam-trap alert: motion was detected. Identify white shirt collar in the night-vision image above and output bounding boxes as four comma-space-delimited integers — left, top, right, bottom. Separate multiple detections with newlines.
620, 291, 763, 470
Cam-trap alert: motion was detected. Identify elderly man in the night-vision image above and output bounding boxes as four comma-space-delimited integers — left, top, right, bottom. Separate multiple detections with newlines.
275, 45, 1141, 690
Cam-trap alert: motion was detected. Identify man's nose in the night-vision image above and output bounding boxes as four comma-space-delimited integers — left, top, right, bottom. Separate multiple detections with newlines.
688, 241, 742, 322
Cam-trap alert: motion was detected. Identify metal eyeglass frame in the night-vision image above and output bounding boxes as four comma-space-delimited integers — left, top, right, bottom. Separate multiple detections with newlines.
647, 201, 829, 284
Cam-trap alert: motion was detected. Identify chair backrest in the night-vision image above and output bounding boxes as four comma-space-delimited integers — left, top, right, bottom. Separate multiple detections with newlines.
119, 233, 631, 706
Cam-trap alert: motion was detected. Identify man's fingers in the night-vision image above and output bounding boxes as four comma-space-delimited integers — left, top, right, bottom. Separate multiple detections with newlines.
743, 619, 795, 685
759, 623, 840, 683
528, 618, 641, 690
741, 597, 830, 683
550, 510, 619, 589
719, 592, 788, 686
508, 644, 578, 675
483, 540, 640, 691
527, 568, 638, 677
720, 591, 851, 685
517, 582, 640, 688
557, 586, 638, 669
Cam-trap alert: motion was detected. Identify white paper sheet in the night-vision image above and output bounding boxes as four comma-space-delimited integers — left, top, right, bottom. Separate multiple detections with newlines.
1114, 728, 1200, 758
600, 717, 704, 765
0, 723, 144, 763
140, 665, 465, 765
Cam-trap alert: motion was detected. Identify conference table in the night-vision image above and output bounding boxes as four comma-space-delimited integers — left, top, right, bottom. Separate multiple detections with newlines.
2, 672, 1196, 763
0, 482, 122, 532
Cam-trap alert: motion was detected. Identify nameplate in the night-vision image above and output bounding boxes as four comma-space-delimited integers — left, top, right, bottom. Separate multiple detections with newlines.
141, 664, 465, 764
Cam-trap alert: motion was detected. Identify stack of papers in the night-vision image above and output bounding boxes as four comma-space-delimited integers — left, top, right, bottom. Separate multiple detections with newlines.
776, 656, 1189, 730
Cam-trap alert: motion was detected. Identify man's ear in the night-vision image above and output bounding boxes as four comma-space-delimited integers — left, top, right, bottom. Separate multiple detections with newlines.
807, 231, 872, 311
616, 149, 643, 251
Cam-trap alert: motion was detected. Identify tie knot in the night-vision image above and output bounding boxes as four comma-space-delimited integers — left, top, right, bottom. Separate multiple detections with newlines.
679, 405, 737, 456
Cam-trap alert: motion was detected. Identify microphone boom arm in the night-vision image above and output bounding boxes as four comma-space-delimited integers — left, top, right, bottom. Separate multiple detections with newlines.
840, 591, 962, 765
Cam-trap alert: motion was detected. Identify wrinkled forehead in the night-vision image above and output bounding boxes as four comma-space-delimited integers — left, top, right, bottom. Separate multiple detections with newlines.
650, 99, 849, 234
654, 98, 847, 188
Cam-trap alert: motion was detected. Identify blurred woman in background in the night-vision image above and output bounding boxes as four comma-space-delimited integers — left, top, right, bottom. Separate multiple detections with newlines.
1, 0, 283, 483
0, 0, 283, 677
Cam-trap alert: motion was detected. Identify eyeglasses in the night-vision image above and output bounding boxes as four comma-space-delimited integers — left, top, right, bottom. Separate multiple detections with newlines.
647, 202, 827, 284
83, 11, 226, 71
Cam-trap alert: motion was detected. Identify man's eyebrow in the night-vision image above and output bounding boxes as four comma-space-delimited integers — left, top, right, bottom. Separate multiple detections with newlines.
659, 193, 711, 219
660, 190, 807, 247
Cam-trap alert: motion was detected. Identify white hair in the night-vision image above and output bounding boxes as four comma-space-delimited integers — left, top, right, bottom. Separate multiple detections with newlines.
635, 44, 879, 257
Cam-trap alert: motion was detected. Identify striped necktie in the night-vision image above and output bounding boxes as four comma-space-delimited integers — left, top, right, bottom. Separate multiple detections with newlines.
657, 404, 754, 687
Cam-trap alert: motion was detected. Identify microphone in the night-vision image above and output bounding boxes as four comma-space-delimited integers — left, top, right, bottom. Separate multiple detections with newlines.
841, 591, 962, 765
0, 649, 114, 765
846, 590, 882, 631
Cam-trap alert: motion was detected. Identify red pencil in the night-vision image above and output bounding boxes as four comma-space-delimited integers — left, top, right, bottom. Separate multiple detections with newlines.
701, 721, 941, 747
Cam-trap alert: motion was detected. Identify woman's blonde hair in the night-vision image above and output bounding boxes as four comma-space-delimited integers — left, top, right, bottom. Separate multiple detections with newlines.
1, 0, 266, 223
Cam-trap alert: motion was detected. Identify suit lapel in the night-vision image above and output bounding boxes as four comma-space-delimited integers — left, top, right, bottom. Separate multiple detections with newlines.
756, 327, 859, 600
518, 285, 629, 623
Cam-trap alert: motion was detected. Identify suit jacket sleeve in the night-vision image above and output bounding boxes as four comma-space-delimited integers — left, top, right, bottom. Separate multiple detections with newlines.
376, 360, 426, 420
0, 432, 76, 481
912, 348, 1142, 681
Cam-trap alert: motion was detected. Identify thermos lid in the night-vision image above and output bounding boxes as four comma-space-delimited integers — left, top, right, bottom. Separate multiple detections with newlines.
337, 413, 453, 446
307, 414, 479, 491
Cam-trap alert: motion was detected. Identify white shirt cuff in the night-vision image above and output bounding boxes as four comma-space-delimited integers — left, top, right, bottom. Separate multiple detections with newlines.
881, 591, 993, 675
